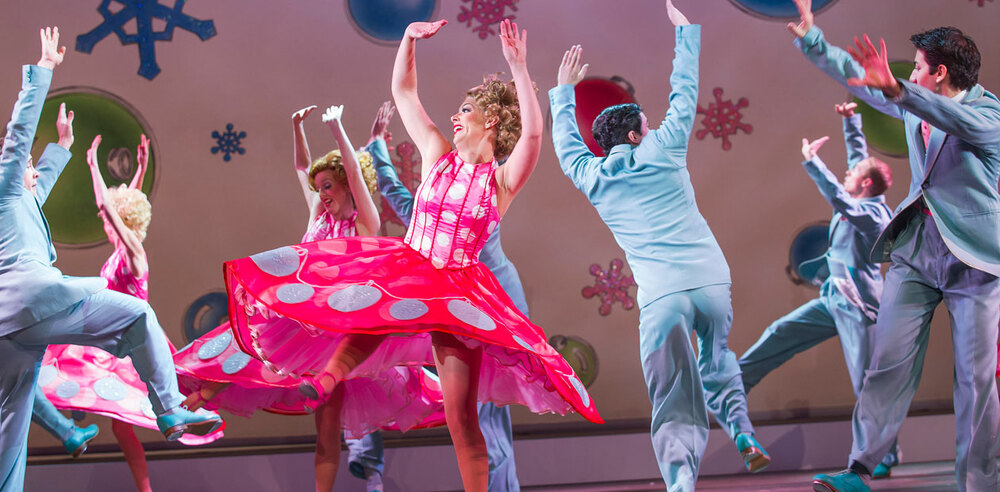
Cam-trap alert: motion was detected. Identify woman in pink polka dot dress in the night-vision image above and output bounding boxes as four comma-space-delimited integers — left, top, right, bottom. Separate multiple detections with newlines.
37, 135, 222, 492
176, 104, 445, 492
224, 19, 601, 492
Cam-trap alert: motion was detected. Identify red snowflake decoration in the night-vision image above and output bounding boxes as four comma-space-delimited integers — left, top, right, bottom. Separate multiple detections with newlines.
458, 0, 518, 39
378, 141, 421, 237
696, 87, 753, 151
582, 259, 636, 316
972, 0, 992, 6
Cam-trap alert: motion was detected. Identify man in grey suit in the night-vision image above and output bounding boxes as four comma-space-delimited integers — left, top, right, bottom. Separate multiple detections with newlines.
787, 1, 1000, 491
0, 27, 221, 492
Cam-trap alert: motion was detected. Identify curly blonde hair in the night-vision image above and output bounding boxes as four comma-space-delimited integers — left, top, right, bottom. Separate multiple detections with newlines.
106, 184, 151, 241
308, 149, 378, 198
467, 74, 533, 159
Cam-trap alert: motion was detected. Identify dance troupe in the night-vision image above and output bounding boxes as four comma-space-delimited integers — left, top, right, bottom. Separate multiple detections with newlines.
1, 0, 998, 490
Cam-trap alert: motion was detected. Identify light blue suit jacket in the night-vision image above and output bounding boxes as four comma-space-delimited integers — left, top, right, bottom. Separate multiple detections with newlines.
0, 65, 105, 337
549, 25, 730, 308
804, 114, 892, 319
798, 26, 1000, 276
367, 139, 529, 315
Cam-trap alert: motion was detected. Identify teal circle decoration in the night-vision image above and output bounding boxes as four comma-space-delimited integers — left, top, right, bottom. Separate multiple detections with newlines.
728, 0, 838, 20
31, 88, 156, 247
346, 0, 438, 44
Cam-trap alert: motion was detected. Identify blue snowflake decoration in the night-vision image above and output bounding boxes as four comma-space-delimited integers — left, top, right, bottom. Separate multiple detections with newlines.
211, 123, 246, 162
76, 0, 217, 80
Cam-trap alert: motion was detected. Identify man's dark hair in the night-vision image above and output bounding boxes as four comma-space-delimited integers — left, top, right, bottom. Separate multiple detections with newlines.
592, 103, 642, 154
910, 27, 980, 91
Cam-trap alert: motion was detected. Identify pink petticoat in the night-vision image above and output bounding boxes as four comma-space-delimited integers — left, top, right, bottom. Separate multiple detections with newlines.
39, 343, 222, 446
225, 236, 602, 424
173, 323, 445, 437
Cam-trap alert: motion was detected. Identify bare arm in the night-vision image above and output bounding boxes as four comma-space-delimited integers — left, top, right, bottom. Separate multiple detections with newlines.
291, 105, 324, 224
323, 105, 380, 236
87, 135, 146, 278
494, 19, 542, 217
391, 20, 452, 179
128, 134, 149, 190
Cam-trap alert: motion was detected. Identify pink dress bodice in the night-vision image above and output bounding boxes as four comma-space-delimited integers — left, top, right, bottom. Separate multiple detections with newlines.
100, 246, 148, 301
404, 151, 501, 269
303, 210, 358, 242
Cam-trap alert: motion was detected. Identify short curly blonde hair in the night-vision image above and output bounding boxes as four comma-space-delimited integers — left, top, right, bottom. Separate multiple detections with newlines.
308, 149, 377, 198
467, 74, 534, 159
106, 184, 151, 241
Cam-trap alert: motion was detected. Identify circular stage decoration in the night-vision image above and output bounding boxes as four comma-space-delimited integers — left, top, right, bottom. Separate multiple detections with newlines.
785, 221, 830, 287
30, 88, 156, 247
183, 291, 231, 344
852, 61, 912, 157
549, 335, 599, 388
570, 77, 637, 157
728, 0, 839, 20
346, 0, 439, 44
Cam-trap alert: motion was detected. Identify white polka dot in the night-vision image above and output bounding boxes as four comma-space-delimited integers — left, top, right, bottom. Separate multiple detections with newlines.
276, 283, 314, 304
37, 365, 57, 387
141, 401, 156, 419
56, 381, 80, 399
388, 299, 429, 321
487, 221, 497, 234
436, 232, 452, 247
441, 163, 452, 174
447, 184, 467, 200
223, 353, 251, 374
94, 377, 127, 401
420, 235, 432, 254
441, 211, 458, 223
568, 374, 591, 407
478, 175, 488, 187
512, 335, 535, 353
460, 164, 473, 174
447, 300, 496, 331
458, 227, 471, 239
250, 247, 300, 277
327, 284, 382, 312
452, 248, 465, 263
431, 257, 446, 269
490, 194, 497, 207
198, 331, 232, 360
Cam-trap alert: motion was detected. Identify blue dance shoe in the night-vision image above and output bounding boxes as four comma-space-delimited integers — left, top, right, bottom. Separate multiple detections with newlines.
157, 406, 223, 441
735, 433, 771, 473
812, 469, 871, 492
64, 424, 100, 458
871, 462, 892, 479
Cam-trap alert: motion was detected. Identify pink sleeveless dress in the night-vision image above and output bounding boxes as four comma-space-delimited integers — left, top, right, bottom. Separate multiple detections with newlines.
174, 211, 446, 437
225, 152, 602, 424
38, 246, 222, 445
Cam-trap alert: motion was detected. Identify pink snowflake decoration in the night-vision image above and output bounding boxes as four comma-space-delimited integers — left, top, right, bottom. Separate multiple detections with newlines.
972, 0, 992, 6
457, 0, 518, 39
378, 141, 421, 237
582, 258, 636, 316
696, 87, 753, 151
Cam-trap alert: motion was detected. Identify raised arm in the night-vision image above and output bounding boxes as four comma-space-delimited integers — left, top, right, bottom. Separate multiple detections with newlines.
291, 105, 324, 223
128, 134, 149, 190
549, 45, 596, 191
323, 105, 380, 236
0, 27, 63, 202
367, 101, 416, 226
87, 135, 146, 277
836, 102, 869, 167
800, 136, 882, 232
34, 102, 74, 204
392, 20, 452, 178
494, 19, 543, 217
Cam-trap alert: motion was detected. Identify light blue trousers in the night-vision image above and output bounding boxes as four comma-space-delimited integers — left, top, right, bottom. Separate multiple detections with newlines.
848, 212, 999, 492
0, 289, 183, 492
640, 283, 753, 492
345, 402, 521, 491
30, 391, 76, 443
738, 284, 900, 467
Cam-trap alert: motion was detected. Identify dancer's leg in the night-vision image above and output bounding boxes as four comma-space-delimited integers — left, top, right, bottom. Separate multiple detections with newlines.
111, 419, 151, 492
309, 334, 387, 396
181, 381, 229, 411
314, 385, 346, 492
432, 332, 487, 492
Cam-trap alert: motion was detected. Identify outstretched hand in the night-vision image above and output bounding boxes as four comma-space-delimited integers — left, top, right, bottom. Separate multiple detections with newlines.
557, 45, 588, 87
787, 0, 813, 38
801, 136, 830, 161
292, 105, 317, 125
322, 105, 344, 124
370, 101, 395, 143
500, 19, 528, 69
665, 0, 690, 27
137, 134, 150, 170
86, 135, 102, 168
835, 101, 858, 117
846, 35, 901, 98
405, 20, 447, 40
38, 27, 66, 70
56, 102, 74, 150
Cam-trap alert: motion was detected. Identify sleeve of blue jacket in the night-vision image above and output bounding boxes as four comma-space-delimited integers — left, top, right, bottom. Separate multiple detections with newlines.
893, 80, 1000, 148
34, 144, 71, 205
366, 138, 414, 228
842, 114, 869, 168
549, 84, 597, 192
803, 155, 881, 233
0, 65, 52, 204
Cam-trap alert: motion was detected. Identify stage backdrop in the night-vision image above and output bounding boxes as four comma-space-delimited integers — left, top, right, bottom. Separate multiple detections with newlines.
1, 0, 995, 450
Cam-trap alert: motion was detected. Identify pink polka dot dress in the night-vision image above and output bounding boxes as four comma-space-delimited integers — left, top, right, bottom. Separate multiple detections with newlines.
175, 210, 446, 437
38, 246, 222, 445
225, 151, 602, 424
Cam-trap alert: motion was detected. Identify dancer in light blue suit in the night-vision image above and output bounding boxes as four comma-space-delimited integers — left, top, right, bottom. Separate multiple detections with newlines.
344, 102, 523, 492
0, 27, 221, 492
786, 1, 1000, 491
738, 102, 898, 475
549, 2, 767, 490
